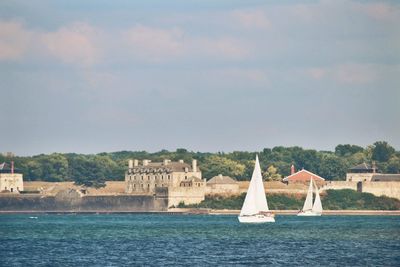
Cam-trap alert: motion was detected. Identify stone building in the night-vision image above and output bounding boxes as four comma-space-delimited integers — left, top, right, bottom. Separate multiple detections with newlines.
206, 174, 239, 195
125, 159, 206, 206
346, 162, 377, 182
0, 161, 24, 193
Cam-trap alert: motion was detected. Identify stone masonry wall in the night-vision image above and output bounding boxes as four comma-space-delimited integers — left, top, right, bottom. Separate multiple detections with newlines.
0, 191, 168, 212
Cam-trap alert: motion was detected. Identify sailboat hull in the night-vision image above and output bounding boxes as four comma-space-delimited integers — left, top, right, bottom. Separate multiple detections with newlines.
238, 215, 275, 223
297, 210, 322, 216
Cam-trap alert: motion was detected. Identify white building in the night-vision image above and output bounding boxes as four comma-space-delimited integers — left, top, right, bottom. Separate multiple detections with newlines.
0, 162, 24, 193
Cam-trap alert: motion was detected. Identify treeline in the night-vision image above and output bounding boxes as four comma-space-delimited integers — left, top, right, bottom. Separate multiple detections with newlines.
1, 141, 399, 187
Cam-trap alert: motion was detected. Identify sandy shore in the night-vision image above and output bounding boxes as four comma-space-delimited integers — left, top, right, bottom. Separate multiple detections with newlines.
1, 209, 400, 215
206, 209, 400, 215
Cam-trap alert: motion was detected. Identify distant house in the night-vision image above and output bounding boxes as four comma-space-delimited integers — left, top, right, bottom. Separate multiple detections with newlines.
346, 162, 378, 182
282, 165, 325, 184
0, 161, 24, 193
206, 174, 239, 195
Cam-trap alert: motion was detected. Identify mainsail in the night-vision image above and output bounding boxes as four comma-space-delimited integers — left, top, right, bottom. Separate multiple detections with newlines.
312, 181, 323, 213
240, 155, 269, 216
302, 177, 314, 211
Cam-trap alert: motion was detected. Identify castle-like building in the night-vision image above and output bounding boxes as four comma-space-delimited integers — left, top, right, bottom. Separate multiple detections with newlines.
0, 161, 24, 193
125, 159, 206, 206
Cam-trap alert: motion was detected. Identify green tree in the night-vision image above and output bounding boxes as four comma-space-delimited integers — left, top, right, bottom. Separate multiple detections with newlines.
318, 154, 347, 180
372, 141, 395, 162
387, 156, 400, 174
69, 156, 107, 188
202, 156, 245, 180
335, 144, 364, 156
263, 165, 282, 181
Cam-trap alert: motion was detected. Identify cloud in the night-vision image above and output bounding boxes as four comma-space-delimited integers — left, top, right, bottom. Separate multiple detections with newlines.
307, 68, 326, 80
306, 63, 397, 85
123, 25, 249, 62
41, 22, 100, 66
332, 63, 378, 84
358, 2, 400, 22
123, 25, 184, 62
192, 37, 249, 60
0, 21, 31, 60
232, 10, 271, 29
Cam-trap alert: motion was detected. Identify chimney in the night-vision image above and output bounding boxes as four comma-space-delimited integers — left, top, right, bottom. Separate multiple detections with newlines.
11, 161, 14, 174
179, 159, 184, 163
143, 160, 149, 166
290, 164, 295, 175
372, 161, 376, 173
134, 159, 138, 167
192, 159, 197, 172
163, 159, 169, 166
128, 159, 133, 169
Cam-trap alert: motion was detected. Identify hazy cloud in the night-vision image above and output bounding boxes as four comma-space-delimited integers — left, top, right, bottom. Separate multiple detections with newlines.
0, 21, 31, 60
232, 10, 271, 29
41, 22, 101, 66
123, 25, 185, 62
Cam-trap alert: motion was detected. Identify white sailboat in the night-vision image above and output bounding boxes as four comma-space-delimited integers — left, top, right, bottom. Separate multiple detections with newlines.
238, 155, 275, 223
297, 177, 323, 216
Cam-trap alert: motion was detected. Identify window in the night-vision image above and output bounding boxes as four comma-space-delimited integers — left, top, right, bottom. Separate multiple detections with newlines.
148, 176, 150, 181
142, 176, 144, 180
185, 176, 187, 180
148, 184, 150, 188
11, 188, 13, 192
141, 184, 144, 188
168, 175, 171, 180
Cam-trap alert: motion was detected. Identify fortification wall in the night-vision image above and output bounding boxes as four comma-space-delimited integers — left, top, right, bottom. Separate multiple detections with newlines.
206, 184, 240, 196
237, 181, 308, 195
362, 182, 400, 200
0, 190, 168, 212
322, 181, 358, 191
322, 181, 400, 200
168, 187, 206, 207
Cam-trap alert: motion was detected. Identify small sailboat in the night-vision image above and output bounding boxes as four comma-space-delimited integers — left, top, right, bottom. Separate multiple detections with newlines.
297, 177, 323, 216
238, 155, 275, 223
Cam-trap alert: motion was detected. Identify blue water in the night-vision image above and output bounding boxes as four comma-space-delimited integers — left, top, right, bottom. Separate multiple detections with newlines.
0, 214, 399, 266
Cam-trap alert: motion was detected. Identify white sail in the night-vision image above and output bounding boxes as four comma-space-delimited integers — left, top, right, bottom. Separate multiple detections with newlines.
240, 155, 269, 216
302, 177, 314, 211
312, 181, 323, 213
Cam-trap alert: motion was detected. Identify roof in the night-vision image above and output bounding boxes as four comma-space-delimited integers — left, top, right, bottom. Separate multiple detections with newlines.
131, 161, 195, 173
189, 177, 203, 183
207, 174, 237, 184
282, 169, 325, 182
349, 163, 373, 171
371, 174, 400, 182
180, 176, 204, 184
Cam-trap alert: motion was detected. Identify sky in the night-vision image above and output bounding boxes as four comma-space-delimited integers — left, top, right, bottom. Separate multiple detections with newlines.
0, 0, 399, 156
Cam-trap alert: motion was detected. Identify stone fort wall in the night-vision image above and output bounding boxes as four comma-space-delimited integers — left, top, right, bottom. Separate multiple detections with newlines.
0, 190, 168, 212
322, 181, 400, 200
167, 187, 206, 207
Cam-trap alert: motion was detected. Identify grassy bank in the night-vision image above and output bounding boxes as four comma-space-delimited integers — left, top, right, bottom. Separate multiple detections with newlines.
181, 189, 400, 210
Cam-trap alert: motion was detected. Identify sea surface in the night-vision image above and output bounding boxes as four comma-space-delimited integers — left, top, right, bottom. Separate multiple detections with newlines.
0, 214, 399, 266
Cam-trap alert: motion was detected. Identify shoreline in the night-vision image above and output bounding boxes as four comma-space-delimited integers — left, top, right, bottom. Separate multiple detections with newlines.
1, 209, 400, 215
